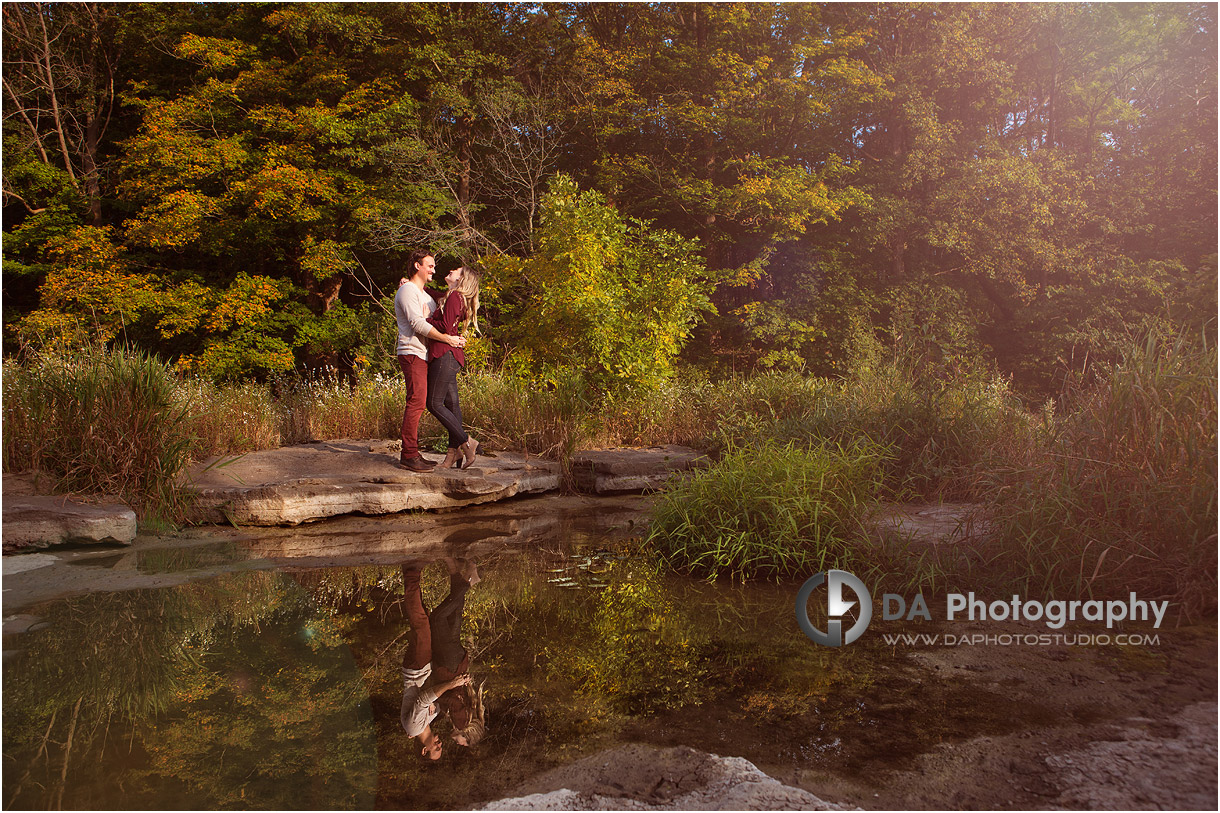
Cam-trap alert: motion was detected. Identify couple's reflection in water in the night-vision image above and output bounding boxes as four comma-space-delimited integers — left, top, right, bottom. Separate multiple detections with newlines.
400, 557, 486, 761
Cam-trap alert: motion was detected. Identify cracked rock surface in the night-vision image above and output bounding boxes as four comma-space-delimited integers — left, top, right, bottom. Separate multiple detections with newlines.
1045, 702, 1216, 810
484, 744, 854, 810
3, 493, 137, 553
182, 440, 561, 524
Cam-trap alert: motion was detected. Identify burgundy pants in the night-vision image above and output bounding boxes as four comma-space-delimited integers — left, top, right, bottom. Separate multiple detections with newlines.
402, 566, 431, 671
398, 354, 428, 459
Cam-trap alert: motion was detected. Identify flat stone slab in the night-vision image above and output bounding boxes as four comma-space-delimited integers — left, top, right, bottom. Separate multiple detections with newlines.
0, 495, 651, 613
182, 439, 561, 525
570, 445, 709, 494
2, 495, 137, 553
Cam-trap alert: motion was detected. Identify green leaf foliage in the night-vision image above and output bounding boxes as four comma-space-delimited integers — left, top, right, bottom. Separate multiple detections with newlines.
496, 175, 715, 395
1, 3, 1212, 395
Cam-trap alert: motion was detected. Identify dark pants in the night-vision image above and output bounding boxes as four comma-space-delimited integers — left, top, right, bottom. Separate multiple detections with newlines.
429, 573, 470, 672
426, 352, 469, 448
398, 354, 428, 459
402, 567, 469, 675
432, 573, 472, 727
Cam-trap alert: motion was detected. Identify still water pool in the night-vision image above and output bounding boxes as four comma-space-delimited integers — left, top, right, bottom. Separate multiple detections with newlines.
3, 495, 1066, 809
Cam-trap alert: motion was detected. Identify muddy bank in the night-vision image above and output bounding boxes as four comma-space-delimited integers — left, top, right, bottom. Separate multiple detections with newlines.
762, 617, 1217, 810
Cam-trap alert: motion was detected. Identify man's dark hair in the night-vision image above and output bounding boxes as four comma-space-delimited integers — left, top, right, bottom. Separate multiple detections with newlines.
409, 249, 433, 274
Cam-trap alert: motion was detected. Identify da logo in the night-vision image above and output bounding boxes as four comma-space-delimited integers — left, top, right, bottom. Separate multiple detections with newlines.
795, 570, 873, 647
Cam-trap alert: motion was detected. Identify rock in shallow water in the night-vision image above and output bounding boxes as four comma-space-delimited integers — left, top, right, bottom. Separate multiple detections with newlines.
183, 440, 562, 525
569, 446, 709, 494
483, 744, 855, 810
2, 496, 136, 553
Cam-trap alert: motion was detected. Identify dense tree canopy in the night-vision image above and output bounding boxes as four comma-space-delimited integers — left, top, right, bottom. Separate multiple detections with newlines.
4, 2, 1214, 394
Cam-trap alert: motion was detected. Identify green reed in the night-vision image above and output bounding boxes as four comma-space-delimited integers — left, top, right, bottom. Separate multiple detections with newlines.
978, 330, 1217, 616
647, 439, 888, 581
3, 348, 195, 522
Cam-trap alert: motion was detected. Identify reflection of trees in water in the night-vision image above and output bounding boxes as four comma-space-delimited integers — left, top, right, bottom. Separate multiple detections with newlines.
544, 562, 713, 714
350, 541, 885, 808
4, 571, 376, 810
459, 553, 861, 724
5, 542, 870, 810
366, 552, 741, 807
292, 565, 404, 617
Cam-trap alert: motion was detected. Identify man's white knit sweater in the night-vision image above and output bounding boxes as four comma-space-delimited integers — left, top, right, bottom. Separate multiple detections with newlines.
395, 282, 437, 358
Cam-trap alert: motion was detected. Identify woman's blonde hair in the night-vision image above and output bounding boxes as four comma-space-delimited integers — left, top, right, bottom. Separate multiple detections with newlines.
451, 266, 482, 337
452, 679, 486, 746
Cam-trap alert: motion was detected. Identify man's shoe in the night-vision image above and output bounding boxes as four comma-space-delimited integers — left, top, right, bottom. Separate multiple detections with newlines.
399, 456, 435, 472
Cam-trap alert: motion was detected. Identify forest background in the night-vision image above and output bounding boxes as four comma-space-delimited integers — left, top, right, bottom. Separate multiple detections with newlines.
4, 1, 1214, 394
2, 0, 1218, 620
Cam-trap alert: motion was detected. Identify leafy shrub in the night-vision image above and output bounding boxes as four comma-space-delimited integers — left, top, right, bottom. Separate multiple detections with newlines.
492, 175, 715, 396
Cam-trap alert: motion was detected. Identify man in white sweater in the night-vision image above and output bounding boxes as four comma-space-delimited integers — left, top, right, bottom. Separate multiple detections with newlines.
395, 250, 465, 471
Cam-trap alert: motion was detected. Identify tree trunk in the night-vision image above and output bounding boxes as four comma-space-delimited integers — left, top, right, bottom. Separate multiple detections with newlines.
692, 3, 719, 267
83, 108, 103, 225
1045, 12, 1060, 149
890, 234, 906, 279
37, 3, 78, 187
456, 72, 474, 244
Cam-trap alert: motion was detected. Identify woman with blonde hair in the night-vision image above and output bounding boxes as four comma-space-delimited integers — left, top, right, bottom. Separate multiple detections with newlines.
431, 556, 486, 748
444, 680, 486, 747
426, 264, 482, 469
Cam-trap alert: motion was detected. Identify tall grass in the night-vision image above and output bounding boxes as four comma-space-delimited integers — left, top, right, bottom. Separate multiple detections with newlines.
598, 370, 736, 447
180, 379, 284, 453
0, 352, 1043, 516
5, 335, 1212, 617
455, 369, 594, 462
632, 366, 1041, 500
979, 331, 1217, 616
279, 375, 404, 444
641, 333, 1214, 613
3, 349, 194, 522
178, 369, 595, 464
648, 440, 888, 580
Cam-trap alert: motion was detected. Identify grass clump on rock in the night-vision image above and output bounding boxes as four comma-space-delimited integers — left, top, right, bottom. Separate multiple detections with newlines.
647, 440, 886, 580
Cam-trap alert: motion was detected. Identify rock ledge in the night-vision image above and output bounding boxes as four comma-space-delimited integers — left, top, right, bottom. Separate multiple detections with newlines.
183, 440, 560, 525
3, 495, 137, 553
570, 446, 709, 494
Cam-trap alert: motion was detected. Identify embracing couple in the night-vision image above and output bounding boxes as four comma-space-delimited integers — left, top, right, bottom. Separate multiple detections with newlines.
394, 250, 482, 473
400, 559, 485, 760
